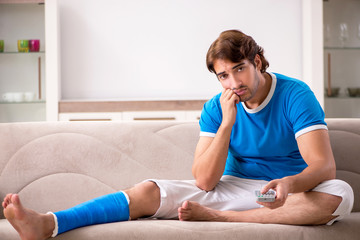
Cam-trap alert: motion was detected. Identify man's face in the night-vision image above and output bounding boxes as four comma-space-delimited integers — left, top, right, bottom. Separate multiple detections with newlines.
213, 58, 260, 102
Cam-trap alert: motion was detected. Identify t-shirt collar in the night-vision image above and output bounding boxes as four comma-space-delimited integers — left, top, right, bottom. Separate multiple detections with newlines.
241, 72, 277, 113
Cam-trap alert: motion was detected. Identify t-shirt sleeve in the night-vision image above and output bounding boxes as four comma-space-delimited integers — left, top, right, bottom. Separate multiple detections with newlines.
286, 82, 327, 139
199, 96, 222, 137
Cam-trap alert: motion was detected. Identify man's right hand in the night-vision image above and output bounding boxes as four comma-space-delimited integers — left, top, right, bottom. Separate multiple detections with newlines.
220, 88, 240, 127
192, 89, 240, 191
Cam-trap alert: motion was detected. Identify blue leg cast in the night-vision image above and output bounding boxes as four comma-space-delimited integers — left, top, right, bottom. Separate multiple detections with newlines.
52, 191, 130, 235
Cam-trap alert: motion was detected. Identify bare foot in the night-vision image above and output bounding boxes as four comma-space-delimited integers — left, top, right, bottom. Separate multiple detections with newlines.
178, 201, 223, 221
2, 193, 54, 240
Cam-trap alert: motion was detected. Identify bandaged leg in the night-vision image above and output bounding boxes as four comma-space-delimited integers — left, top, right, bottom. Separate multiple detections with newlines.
47, 191, 130, 237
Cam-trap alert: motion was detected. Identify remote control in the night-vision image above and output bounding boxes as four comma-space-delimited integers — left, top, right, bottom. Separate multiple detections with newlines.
255, 189, 276, 202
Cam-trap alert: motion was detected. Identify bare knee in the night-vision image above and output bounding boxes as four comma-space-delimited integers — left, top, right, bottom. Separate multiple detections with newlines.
135, 181, 160, 202
125, 181, 160, 219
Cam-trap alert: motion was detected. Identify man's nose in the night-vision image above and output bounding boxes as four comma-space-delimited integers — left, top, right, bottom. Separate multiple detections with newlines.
229, 75, 241, 89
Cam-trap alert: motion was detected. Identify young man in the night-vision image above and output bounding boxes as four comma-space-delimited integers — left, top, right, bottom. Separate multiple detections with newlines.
2, 30, 354, 240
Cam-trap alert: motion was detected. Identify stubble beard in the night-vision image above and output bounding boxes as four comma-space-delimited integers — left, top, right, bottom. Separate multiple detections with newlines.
239, 70, 260, 103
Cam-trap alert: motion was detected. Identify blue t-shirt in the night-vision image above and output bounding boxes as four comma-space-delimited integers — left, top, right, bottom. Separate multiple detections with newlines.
199, 73, 327, 181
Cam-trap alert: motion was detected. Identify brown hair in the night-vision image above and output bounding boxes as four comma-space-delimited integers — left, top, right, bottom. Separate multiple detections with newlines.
206, 30, 269, 73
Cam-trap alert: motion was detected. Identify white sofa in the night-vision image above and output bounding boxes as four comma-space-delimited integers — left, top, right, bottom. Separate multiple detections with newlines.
0, 119, 359, 239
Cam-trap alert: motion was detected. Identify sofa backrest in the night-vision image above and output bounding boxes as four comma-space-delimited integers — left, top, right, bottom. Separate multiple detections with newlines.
326, 118, 360, 212
0, 121, 199, 219
0, 119, 359, 220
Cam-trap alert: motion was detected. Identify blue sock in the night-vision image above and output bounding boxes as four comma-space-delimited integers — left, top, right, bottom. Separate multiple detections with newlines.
53, 191, 130, 235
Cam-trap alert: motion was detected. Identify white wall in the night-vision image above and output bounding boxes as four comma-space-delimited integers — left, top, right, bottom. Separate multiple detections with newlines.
58, 0, 303, 101
302, 0, 324, 107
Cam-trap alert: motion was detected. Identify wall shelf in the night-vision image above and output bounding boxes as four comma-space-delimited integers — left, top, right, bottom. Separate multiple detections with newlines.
0, 100, 45, 104
325, 96, 360, 99
0, 0, 44, 4
324, 47, 360, 50
0, 51, 45, 54
0, 1, 45, 122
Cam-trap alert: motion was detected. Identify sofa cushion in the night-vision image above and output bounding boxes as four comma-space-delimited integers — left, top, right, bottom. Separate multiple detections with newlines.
2, 213, 359, 240
326, 119, 360, 212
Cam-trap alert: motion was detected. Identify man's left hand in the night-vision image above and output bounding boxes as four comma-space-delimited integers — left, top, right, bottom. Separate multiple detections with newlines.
256, 178, 291, 209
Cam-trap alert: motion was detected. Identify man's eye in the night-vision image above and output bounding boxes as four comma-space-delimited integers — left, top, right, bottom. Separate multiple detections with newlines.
219, 74, 227, 80
237, 67, 244, 72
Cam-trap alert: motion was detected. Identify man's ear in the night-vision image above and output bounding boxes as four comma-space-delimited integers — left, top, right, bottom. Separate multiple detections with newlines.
255, 54, 262, 70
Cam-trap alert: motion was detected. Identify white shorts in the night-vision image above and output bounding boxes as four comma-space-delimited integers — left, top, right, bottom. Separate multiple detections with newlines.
145, 176, 354, 225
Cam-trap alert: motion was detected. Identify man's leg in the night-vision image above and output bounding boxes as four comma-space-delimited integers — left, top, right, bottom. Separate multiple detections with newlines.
2, 181, 160, 240
178, 191, 342, 225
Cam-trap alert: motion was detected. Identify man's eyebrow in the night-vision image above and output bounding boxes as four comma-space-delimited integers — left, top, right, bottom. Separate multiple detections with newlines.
216, 71, 225, 76
216, 62, 245, 76
232, 62, 245, 70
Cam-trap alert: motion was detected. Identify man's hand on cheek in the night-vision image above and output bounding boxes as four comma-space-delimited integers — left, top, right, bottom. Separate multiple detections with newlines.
233, 91, 241, 104
221, 88, 240, 105
220, 89, 240, 127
